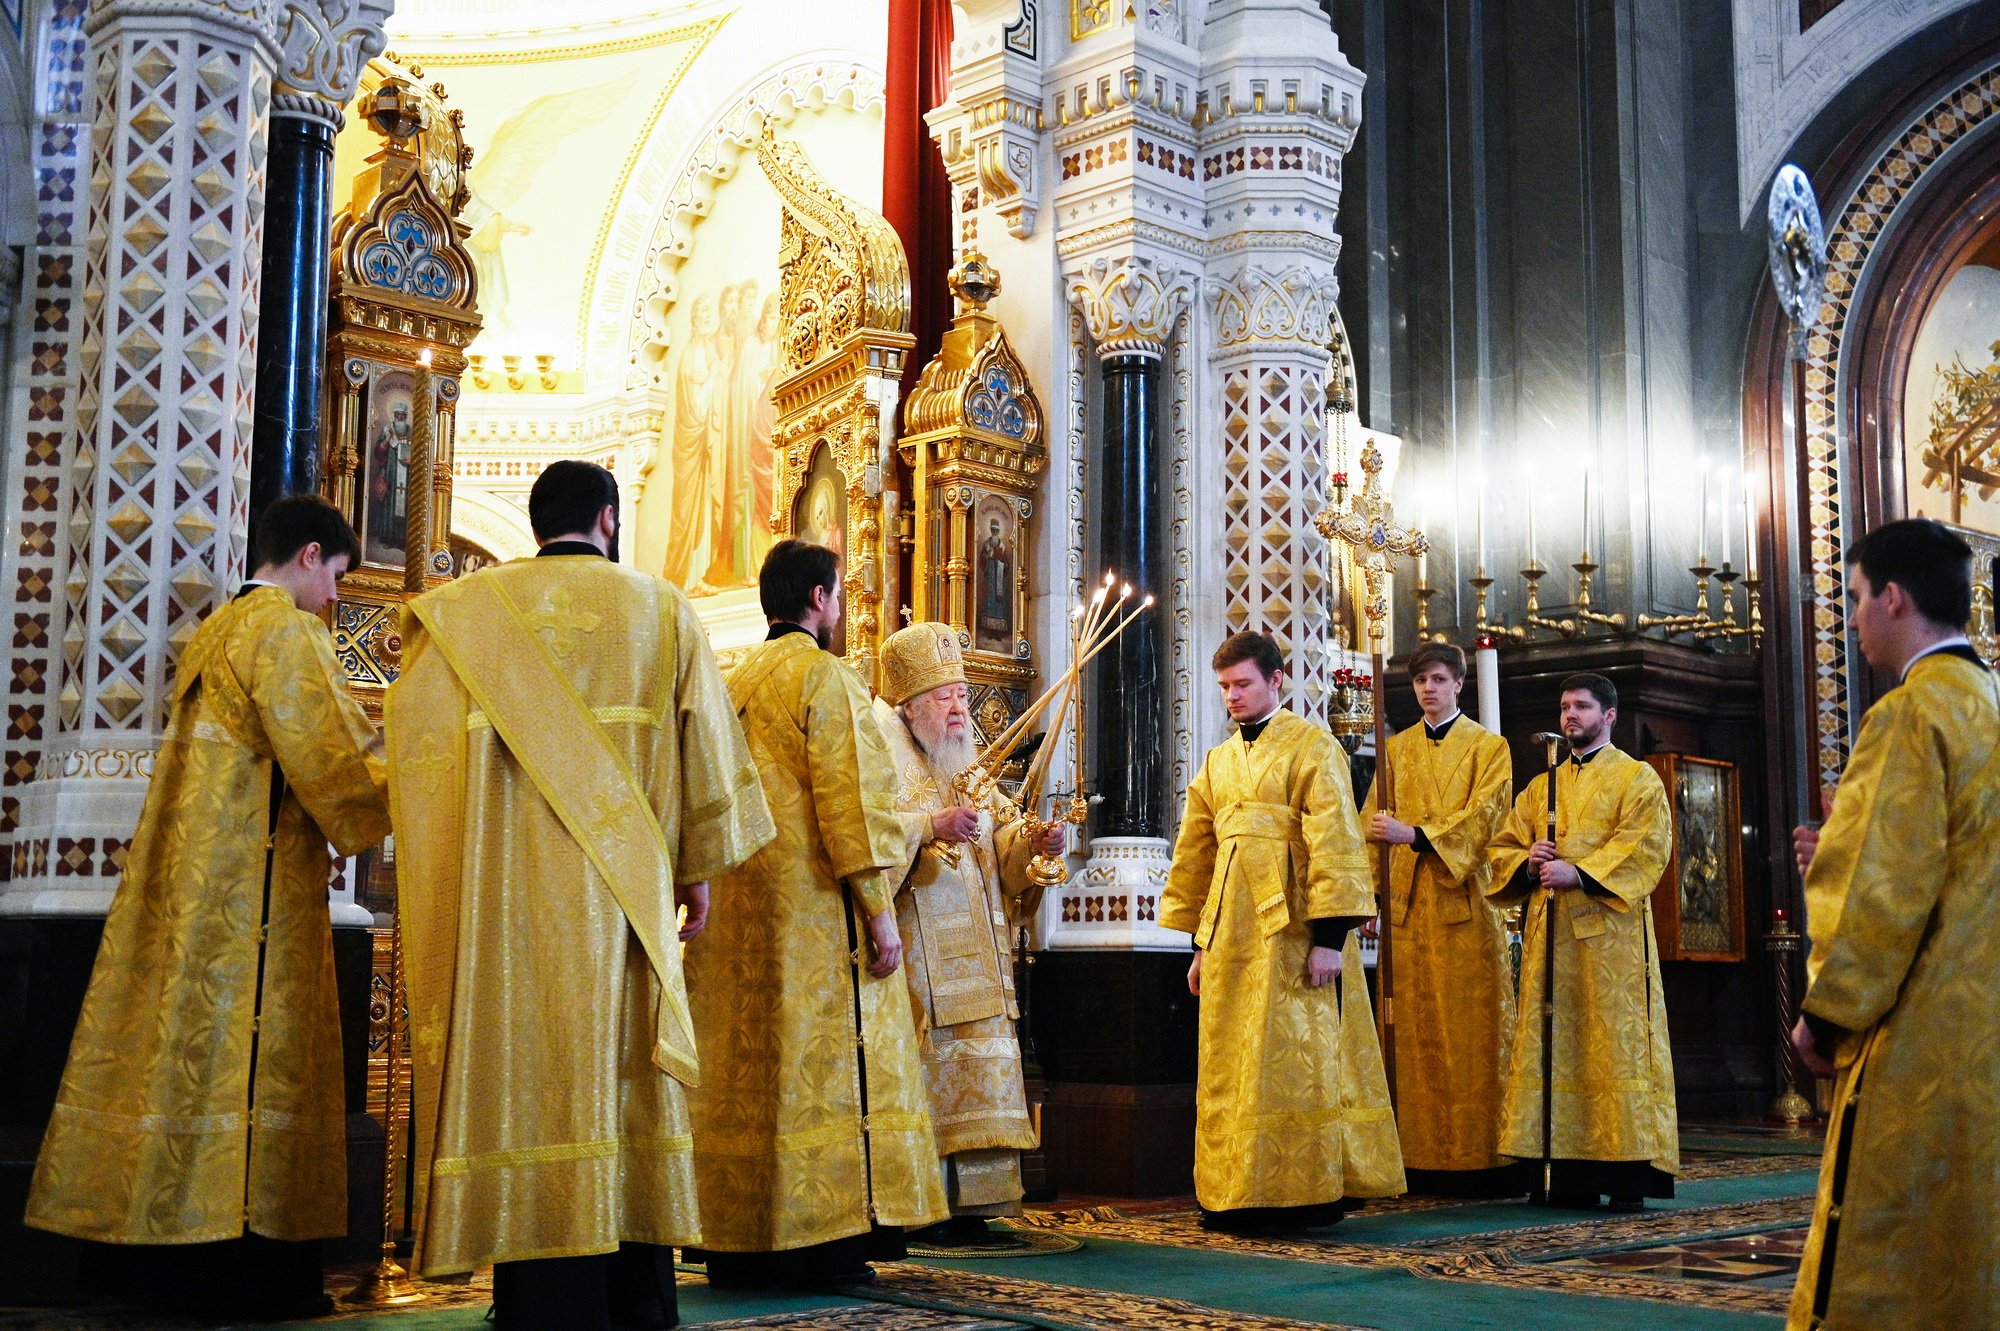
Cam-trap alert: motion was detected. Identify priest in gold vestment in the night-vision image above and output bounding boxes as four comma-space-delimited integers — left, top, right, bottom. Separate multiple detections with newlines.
685, 540, 948, 1287
388, 462, 774, 1331
1161, 631, 1403, 1234
1489, 672, 1676, 1208
1785, 520, 2000, 1331
27, 498, 388, 1321
873, 623, 1063, 1241
1363, 643, 1521, 1196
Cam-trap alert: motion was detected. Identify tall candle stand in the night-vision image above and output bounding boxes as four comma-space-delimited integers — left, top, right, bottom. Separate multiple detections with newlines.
1464, 569, 1527, 642
1517, 562, 1576, 639
1570, 550, 1627, 631
1413, 580, 1449, 644
1639, 559, 1763, 652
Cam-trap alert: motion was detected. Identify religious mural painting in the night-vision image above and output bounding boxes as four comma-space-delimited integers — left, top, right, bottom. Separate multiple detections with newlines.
1904, 220, 2000, 537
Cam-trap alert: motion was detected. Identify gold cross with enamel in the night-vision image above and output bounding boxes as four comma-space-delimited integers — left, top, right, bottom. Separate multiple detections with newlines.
1314, 438, 1428, 650
528, 588, 602, 659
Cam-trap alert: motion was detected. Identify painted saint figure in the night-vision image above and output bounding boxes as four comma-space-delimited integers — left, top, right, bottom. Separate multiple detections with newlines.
368, 398, 412, 559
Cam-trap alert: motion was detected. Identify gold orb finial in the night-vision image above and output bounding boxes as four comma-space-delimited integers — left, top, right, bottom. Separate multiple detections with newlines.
949, 252, 1002, 311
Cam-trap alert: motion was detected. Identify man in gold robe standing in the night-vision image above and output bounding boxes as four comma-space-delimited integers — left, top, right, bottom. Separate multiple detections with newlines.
388, 460, 774, 1331
685, 540, 947, 1287
1363, 642, 1521, 1196
27, 496, 389, 1321
872, 622, 1064, 1242
1489, 672, 1676, 1209
1786, 519, 1999, 1331
1161, 631, 1403, 1234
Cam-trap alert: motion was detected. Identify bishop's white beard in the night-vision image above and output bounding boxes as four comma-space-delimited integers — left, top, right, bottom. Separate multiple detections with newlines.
904, 710, 979, 783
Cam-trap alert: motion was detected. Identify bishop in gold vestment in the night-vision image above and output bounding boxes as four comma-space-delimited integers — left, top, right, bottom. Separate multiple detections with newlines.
873, 623, 1059, 1230
1489, 674, 1676, 1205
1363, 644, 1518, 1193
1785, 520, 2000, 1331
1162, 633, 1403, 1230
685, 542, 947, 1284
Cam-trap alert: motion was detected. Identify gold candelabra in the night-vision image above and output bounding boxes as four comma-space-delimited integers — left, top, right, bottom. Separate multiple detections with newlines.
1326, 666, 1374, 755
1637, 559, 1763, 650
937, 570, 1143, 881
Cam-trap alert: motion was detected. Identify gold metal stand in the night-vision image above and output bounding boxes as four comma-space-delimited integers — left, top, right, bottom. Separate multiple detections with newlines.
1569, 554, 1627, 631
1638, 560, 1763, 650
344, 917, 426, 1306
1765, 912, 1816, 1129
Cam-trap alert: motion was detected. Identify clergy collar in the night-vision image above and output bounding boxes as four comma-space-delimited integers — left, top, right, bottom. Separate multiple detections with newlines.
1901, 636, 1983, 682
1238, 704, 1283, 745
766, 621, 816, 643
1570, 740, 1612, 767
1423, 710, 1462, 743
235, 579, 280, 601
537, 540, 605, 559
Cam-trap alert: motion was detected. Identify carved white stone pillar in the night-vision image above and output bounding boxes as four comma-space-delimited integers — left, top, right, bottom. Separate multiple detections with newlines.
1, 0, 387, 917
1207, 263, 1340, 720
1199, 0, 1361, 726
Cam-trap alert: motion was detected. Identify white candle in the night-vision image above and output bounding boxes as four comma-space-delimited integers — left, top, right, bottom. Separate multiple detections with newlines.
1581, 466, 1593, 558
1697, 460, 1709, 563
1722, 476, 1733, 568
1745, 491, 1758, 577
1477, 644, 1501, 732
1525, 484, 1535, 569
1476, 479, 1488, 575
1416, 494, 1429, 585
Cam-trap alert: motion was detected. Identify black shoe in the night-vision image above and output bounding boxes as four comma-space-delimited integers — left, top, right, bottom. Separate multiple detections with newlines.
910, 1216, 995, 1247
1606, 1196, 1645, 1213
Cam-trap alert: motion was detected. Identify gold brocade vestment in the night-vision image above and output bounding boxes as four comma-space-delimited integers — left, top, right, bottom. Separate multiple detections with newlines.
27, 588, 389, 1244
1160, 710, 1405, 1211
684, 634, 948, 1252
1787, 652, 2000, 1331
1488, 746, 1677, 1172
387, 558, 774, 1274
876, 698, 1042, 1214
1361, 717, 1515, 1173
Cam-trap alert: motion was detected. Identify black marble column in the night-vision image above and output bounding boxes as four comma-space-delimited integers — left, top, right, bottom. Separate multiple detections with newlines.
249, 110, 337, 526
1092, 353, 1167, 839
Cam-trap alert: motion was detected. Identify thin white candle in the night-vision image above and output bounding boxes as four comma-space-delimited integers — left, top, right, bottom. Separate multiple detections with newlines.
1697, 459, 1709, 563
1722, 475, 1733, 568
1524, 482, 1534, 570
1745, 490, 1758, 577
1476, 476, 1488, 575
1581, 465, 1593, 558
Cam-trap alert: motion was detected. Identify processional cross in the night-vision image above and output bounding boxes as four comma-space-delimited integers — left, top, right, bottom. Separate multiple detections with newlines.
1313, 436, 1428, 1106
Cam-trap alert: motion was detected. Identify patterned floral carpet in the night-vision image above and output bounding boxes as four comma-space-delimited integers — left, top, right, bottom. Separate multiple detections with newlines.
1, 1142, 1820, 1330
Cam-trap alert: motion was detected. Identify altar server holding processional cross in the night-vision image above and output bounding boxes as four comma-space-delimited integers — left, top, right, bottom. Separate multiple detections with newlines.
28, 497, 389, 1322
388, 461, 775, 1331
1362, 642, 1521, 1196
1487, 672, 1677, 1209
684, 540, 947, 1288
873, 621, 1065, 1240
1162, 630, 1404, 1235
1786, 518, 2000, 1331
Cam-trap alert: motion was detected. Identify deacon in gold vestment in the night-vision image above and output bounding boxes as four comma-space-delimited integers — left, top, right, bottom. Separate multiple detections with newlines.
1489, 672, 1676, 1207
1363, 643, 1520, 1195
1785, 520, 2000, 1331
388, 463, 774, 1331
685, 541, 947, 1287
1161, 632, 1403, 1234
28, 498, 387, 1321
873, 623, 1064, 1238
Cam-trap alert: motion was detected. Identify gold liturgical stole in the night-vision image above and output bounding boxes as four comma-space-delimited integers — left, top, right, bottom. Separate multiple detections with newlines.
403, 575, 700, 1085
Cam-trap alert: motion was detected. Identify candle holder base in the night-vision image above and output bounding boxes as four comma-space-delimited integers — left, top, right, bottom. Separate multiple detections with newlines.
342, 1251, 427, 1307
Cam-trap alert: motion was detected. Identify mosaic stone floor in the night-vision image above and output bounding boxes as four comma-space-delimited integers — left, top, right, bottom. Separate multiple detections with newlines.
1553, 1225, 1808, 1289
